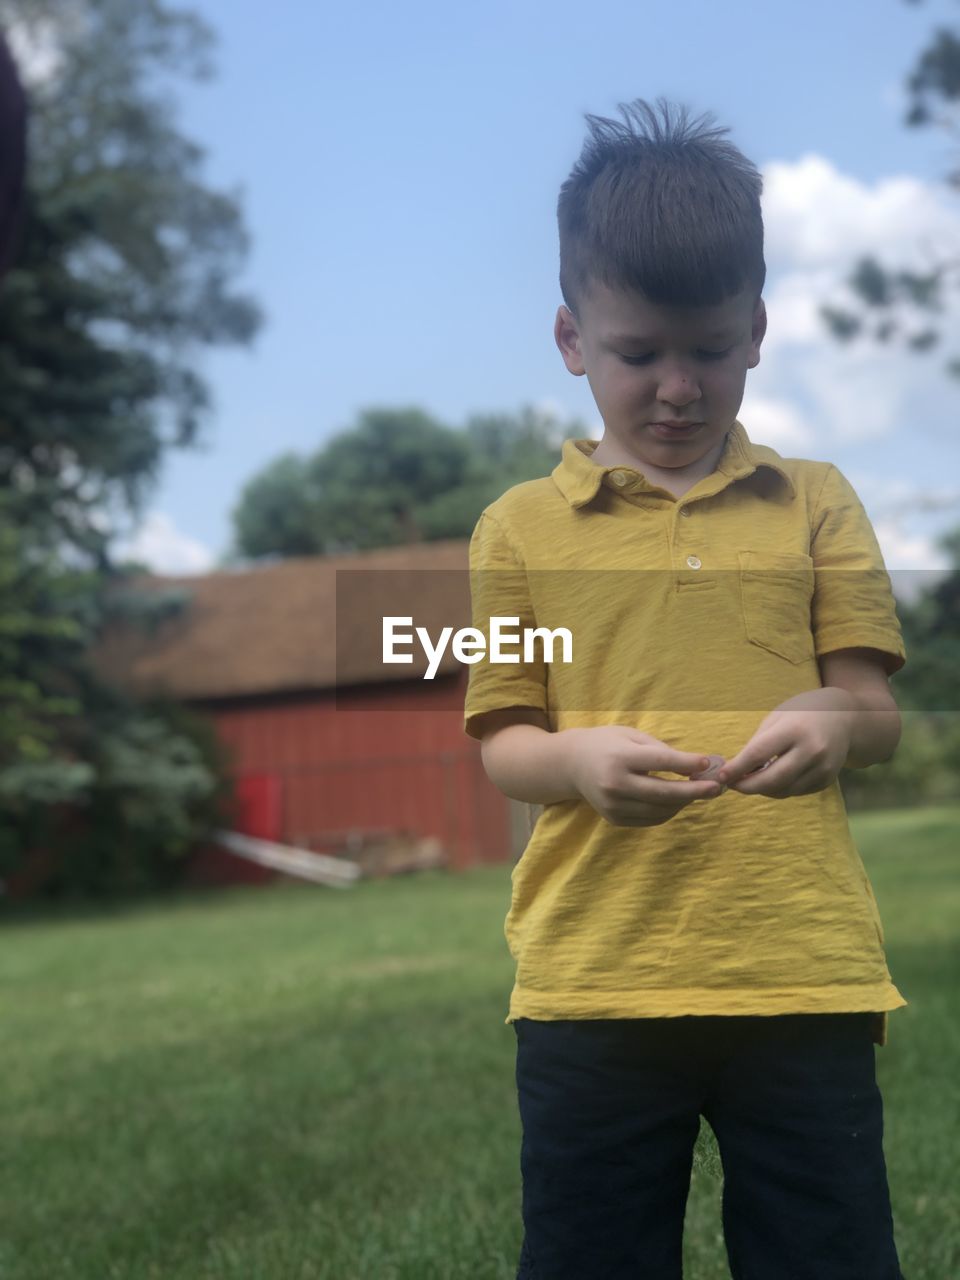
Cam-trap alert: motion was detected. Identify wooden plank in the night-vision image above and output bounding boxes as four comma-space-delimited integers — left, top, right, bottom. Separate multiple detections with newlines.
213, 829, 361, 889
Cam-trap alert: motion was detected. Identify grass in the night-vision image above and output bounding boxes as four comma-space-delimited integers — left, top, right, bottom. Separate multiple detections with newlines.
1, 803, 958, 1278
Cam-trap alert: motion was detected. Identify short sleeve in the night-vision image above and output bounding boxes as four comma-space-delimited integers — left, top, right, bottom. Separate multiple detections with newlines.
809, 465, 906, 676
463, 511, 548, 740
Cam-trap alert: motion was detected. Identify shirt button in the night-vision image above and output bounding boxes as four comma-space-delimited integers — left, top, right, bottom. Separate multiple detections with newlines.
610, 470, 628, 487
679, 506, 691, 517
686, 555, 702, 569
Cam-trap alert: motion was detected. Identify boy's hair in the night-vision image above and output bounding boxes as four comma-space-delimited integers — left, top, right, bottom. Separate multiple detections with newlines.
557, 96, 765, 320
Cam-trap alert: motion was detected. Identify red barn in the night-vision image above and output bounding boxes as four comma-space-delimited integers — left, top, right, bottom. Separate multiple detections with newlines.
91, 539, 526, 883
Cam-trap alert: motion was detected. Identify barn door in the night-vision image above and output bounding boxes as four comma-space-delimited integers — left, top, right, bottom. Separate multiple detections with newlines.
233, 773, 283, 843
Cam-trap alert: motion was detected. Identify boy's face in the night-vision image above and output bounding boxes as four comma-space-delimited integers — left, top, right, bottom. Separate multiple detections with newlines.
554, 281, 766, 470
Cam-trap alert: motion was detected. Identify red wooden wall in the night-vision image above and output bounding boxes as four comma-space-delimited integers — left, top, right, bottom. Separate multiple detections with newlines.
198, 670, 513, 872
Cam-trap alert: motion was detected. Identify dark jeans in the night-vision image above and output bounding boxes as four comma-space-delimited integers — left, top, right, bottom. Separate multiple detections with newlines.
513, 1013, 905, 1279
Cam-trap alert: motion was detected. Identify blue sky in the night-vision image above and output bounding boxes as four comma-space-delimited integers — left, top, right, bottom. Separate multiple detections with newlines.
113, 0, 960, 586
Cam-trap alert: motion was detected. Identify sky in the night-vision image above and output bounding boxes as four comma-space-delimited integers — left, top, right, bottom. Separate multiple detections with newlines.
99, 0, 960, 593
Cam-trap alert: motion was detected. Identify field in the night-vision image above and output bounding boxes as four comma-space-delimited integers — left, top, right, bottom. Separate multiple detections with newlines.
1, 804, 958, 1278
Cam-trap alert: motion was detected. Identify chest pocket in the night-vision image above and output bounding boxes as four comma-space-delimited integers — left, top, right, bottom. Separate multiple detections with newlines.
737, 550, 815, 665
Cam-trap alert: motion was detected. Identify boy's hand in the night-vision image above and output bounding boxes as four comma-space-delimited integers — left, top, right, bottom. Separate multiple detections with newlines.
716, 689, 856, 798
566, 726, 725, 827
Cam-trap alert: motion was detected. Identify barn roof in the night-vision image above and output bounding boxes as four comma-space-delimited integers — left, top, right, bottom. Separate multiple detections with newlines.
90, 539, 472, 701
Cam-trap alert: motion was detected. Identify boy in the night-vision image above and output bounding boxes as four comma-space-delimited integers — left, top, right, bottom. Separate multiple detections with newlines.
464, 98, 907, 1279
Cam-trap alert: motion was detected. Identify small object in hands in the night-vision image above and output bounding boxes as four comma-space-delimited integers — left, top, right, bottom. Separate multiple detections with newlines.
749, 754, 779, 775
691, 754, 727, 794
691, 754, 725, 780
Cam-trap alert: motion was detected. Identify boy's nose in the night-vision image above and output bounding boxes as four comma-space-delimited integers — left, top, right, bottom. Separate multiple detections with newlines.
660, 396, 701, 410
658, 367, 699, 391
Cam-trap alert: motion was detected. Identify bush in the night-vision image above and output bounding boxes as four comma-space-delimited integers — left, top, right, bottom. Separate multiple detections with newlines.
839, 712, 960, 811
0, 697, 236, 903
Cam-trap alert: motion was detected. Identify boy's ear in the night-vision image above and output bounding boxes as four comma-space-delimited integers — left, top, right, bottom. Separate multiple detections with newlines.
748, 297, 767, 368
555, 305, 586, 376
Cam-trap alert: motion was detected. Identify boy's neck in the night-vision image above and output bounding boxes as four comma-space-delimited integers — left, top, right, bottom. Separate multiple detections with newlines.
588, 431, 730, 498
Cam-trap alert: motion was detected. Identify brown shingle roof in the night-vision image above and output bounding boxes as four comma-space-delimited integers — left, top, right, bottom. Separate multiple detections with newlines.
91, 540, 472, 701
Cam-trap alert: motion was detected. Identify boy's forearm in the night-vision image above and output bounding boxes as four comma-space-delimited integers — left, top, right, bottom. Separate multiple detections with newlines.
481, 725, 583, 804
826, 686, 903, 770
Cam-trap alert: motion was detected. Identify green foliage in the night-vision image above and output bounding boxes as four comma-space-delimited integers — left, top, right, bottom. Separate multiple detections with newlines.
889, 526, 960, 715
0, 500, 90, 771
228, 452, 323, 560
840, 713, 960, 811
0, 517, 233, 897
0, 0, 262, 557
0, 692, 234, 900
903, 20, 960, 135
818, 258, 951, 358
53, 697, 234, 898
0, 0, 260, 899
231, 403, 581, 557
819, 4, 960, 370
842, 524, 960, 809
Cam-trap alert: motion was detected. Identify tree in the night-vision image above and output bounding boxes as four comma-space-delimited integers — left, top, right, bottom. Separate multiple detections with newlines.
818, 1, 960, 808
0, 1, 261, 899
839, 522, 960, 810
893, 524, 960, 713
230, 403, 576, 558
0, 0, 261, 560
819, 1, 960, 378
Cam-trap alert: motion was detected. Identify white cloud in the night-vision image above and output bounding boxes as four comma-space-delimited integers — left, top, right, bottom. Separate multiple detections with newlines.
764, 154, 960, 274
848, 474, 960, 521
112, 512, 215, 576
873, 520, 952, 604
735, 394, 814, 452
533, 395, 569, 422
754, 153, 960, 446
873, 519, 950, 572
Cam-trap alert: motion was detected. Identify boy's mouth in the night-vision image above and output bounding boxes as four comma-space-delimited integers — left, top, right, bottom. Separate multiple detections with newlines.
650, 422, 703, 439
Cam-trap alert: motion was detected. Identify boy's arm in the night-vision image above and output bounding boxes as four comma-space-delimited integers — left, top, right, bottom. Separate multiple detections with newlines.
477, 709, 725, 821
718, 648, 904, 794
720, 456, 908, 796
464, 512, 722, 816
476, 707, 582, 804
808, 464, 906, 677
817, 647, 902, 769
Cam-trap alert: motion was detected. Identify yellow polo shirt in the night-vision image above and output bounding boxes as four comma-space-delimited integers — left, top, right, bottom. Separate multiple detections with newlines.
464, 420, 907, 1047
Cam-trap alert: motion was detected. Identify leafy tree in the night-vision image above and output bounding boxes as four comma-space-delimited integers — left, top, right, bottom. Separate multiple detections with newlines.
816, 1, 960, 807
840, 523, 960, 809
0, 0, 261, 560
894, 525, 960, 713
228, 452, 325, 561
819, 0, 960, 378
0, 511, 93, 801
0, 1, 261, 900
230, 403, 577, 558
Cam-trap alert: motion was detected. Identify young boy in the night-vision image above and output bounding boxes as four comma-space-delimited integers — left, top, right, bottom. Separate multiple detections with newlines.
464, 98, 908, 1280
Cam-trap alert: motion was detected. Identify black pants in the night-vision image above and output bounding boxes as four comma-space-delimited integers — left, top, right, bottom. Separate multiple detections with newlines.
513, 1013, 905, 1279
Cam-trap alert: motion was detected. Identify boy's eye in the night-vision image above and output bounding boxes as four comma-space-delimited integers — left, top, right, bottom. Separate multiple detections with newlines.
620, 348, 731, 365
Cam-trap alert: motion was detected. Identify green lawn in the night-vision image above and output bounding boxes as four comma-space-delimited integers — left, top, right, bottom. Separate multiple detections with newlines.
1, 804, 958, 1279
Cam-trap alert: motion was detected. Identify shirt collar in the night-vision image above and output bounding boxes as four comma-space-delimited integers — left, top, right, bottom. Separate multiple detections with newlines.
551, 420, 797, 509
